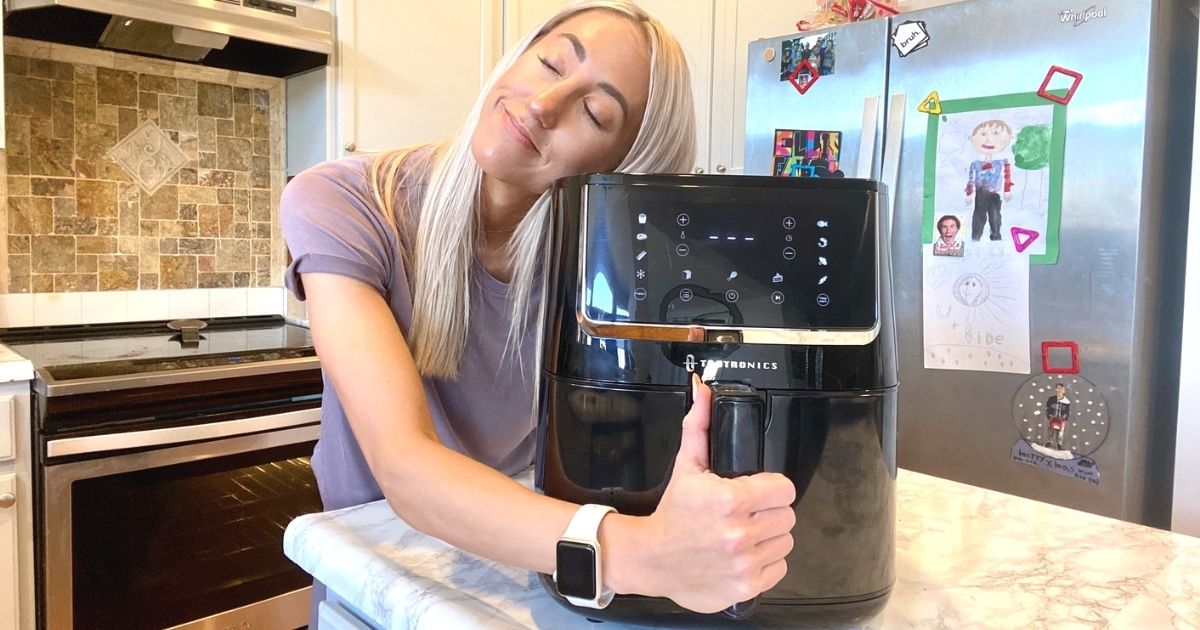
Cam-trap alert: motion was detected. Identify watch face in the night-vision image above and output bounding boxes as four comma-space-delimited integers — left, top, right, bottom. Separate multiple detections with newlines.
555, 540, 597, 600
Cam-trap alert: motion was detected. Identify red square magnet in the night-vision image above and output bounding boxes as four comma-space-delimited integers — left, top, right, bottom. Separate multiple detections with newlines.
1041, 340, 1080, 374
788, 59, 820, 96
1038, 66, 1084, 105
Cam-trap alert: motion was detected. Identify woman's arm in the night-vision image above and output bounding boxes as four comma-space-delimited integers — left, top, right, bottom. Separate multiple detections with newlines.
302, 272, 796, 613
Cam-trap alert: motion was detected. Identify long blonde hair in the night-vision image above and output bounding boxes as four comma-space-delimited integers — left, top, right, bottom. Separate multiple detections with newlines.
369, 0, 696, 379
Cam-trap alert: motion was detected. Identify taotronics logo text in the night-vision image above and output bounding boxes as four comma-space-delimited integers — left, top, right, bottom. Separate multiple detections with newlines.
1060, 5, 1107, 26
684, 354, 779, 372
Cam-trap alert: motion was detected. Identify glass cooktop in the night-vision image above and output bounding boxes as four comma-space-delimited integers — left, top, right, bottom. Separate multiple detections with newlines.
0, 315, 314, 381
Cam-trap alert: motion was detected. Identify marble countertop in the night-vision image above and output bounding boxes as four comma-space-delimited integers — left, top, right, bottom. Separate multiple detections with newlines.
284, 469, 1200, 629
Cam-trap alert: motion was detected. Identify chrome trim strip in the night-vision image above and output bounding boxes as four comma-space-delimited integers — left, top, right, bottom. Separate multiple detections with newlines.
7, 0, 334, 54
575, 184, 881, 347
163, 587, 312, 630
37, 355, 320, 397
857, 95, 881, 179
43, 425, 320, 630
576, 316, 881, 346
46, 407, 321, 457
882, 92, 907, 241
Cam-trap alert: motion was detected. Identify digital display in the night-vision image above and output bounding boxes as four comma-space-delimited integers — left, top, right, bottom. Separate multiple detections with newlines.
582, 182, 877, 331
555, 541, 597, 599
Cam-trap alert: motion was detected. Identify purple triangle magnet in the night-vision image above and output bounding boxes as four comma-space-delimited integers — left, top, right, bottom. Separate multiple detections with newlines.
1011, 227, 1040, 253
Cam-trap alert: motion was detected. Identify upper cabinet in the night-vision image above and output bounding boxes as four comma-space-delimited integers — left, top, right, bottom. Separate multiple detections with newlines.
636, 0, 716, 174
290, 0, 827, 173
334, 0, 501, 156
502, 0, 572, 53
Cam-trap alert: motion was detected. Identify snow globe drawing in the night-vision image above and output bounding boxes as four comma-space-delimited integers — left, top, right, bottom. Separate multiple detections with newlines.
1010, 372, 1111, 485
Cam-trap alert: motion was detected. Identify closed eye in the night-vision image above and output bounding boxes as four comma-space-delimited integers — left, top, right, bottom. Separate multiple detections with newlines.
583, 103, 603, 128
537, 55, 560, 76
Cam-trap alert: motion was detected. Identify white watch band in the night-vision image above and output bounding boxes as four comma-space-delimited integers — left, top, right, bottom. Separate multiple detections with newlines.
557, 504, 616, 609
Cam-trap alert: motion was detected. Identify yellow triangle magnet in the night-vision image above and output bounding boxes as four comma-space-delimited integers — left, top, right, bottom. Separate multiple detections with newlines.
918, 91, 942, 115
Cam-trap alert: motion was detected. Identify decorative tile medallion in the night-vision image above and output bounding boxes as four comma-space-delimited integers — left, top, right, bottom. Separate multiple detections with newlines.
107, 120, 188, 195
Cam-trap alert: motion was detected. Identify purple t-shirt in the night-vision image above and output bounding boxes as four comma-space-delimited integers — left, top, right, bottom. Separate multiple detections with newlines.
280, 155, 537, 510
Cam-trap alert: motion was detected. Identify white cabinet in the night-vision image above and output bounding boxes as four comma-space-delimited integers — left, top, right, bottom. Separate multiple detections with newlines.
501, 0, 571, 53
0, 396, 13, 461
333, 0, 501, 156
312, 0, 828, 171
637, 0, 716, 174
0, 474, 16, 630
0, 380, 32, 630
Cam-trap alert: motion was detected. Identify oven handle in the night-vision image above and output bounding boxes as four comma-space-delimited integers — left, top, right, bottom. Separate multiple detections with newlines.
46, 407, 321, 458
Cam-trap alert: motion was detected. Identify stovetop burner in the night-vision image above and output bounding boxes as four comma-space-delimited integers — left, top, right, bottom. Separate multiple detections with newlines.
0, 315, 316, 395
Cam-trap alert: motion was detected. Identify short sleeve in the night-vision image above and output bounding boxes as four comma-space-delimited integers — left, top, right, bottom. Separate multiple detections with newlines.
280, 157, 397, 301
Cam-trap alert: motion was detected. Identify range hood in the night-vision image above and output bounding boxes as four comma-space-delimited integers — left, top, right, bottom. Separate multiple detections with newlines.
3, 0, 333, 77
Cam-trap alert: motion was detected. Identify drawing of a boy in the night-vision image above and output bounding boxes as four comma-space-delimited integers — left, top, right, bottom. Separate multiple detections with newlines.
964, 120, 1014, 241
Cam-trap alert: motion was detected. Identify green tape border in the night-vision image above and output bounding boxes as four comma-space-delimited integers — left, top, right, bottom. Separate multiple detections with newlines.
921, 90, 1067, 265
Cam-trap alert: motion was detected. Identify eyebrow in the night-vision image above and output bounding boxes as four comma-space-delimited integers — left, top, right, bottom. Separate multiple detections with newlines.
557, 33, 630, 120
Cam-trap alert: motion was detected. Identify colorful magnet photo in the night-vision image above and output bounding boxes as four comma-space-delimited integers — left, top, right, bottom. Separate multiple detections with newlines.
891, 20, 930, 57
773, 130, 844, 178
917, 91, 942, 115
1037, 65, 1083, 105
779, 32, 835, 82
788, 59, 821, 95
1011, 227, 1040, 253
1010, 371, 1110, 484
1041, 340, 1079, 374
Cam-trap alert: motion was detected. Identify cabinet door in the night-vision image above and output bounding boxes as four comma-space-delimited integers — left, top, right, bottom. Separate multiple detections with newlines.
638, 0, 714, 174
336, 0, 496, 155
502, 0, 572, 53
0, 474, 17, 630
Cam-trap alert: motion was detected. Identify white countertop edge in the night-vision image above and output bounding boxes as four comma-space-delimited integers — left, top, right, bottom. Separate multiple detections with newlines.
0, 344, 34, 383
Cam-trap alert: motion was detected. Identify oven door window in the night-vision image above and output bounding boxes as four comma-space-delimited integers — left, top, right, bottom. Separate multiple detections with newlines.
67, 442, 320, 630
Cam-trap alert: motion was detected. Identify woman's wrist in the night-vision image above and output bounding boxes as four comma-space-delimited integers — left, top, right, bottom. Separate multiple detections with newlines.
597, 512, 657, 598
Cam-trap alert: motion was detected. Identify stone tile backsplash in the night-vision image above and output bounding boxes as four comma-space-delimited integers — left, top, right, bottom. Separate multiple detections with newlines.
2, 37, 286, 293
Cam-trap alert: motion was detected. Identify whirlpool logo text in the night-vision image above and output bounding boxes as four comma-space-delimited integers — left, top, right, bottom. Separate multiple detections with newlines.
1059, 5, 1107, 26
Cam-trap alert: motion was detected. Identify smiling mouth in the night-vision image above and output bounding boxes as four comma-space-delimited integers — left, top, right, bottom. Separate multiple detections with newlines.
503, 110, 539, 154
982, 144, 995, 150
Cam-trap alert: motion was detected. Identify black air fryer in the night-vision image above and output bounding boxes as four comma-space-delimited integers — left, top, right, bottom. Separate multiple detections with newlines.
536, 174, 898, 628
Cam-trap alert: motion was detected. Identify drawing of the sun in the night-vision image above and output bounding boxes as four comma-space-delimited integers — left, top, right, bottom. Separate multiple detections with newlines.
952, 272, 990, 307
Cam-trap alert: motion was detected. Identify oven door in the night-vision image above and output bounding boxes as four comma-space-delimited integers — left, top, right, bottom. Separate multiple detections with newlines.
41, 408, 321, 630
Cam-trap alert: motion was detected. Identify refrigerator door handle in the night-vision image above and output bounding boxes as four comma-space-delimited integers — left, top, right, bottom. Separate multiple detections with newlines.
857, 95, 881, 180
881, 92, 907, 241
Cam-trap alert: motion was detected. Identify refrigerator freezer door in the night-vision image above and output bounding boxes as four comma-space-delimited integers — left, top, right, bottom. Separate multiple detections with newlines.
887, 0, 1192, 524
744, 20, 889, 179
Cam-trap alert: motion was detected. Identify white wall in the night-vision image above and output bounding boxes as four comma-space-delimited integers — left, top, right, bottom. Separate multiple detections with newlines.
1172, 19, 1200, 537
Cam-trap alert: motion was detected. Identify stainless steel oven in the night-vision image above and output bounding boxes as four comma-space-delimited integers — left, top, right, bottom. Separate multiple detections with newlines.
0, 316, 323, 630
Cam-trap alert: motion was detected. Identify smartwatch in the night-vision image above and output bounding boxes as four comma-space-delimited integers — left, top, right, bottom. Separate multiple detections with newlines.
554, 504, 617, 609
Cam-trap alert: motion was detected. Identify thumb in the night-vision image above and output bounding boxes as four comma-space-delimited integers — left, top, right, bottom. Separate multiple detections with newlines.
674, 373, 712, 475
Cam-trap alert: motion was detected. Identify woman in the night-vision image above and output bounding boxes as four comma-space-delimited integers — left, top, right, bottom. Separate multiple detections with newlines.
281, 0, 795, 618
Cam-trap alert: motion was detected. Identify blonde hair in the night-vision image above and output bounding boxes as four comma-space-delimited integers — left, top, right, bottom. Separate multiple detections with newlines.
369, 0, 696, 379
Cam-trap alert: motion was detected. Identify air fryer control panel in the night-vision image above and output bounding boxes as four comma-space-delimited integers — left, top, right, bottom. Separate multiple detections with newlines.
581, 182, 878, 330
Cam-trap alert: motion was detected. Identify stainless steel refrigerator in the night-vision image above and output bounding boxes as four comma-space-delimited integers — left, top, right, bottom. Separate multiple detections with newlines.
744, 0, 1195, 526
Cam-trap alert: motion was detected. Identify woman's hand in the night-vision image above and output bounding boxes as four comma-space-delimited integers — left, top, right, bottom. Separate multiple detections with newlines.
635, 376, 796, 613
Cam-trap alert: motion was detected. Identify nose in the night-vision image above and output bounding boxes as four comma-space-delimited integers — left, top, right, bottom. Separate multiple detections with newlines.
528, 81, 572, 128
